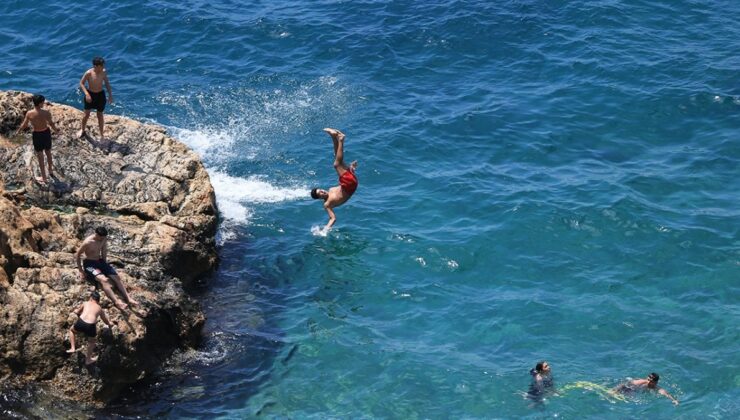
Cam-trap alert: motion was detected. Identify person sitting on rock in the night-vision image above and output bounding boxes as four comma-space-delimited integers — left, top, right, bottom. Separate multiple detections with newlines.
75, 227, 138, 310
66, 291, 114, 365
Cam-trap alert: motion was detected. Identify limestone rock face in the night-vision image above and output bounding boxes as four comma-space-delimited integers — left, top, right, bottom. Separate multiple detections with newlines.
0, 91, 218, 405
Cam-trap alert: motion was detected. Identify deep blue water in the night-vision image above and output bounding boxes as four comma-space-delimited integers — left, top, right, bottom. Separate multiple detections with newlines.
2, 0, 739, 418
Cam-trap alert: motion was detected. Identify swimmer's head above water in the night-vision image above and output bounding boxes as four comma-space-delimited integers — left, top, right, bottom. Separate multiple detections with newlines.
647, 372, 660, 387
536, 361, 551, 374
530, 361, 551, 377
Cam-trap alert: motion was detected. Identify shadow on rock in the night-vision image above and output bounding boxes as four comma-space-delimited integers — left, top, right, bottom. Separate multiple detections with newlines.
83, 132, 131, 155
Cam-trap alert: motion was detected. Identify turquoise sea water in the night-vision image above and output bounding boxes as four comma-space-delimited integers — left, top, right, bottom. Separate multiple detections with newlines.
1, 0, 739, 418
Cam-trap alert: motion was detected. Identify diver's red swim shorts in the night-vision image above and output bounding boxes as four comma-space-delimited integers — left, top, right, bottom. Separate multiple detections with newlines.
339, 170, 358, 196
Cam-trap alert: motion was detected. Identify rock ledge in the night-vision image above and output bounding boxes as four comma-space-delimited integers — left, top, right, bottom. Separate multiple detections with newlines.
0, 90, 218, 405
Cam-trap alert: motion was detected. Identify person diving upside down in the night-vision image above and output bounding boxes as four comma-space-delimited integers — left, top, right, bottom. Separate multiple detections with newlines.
310, 128, 358, 231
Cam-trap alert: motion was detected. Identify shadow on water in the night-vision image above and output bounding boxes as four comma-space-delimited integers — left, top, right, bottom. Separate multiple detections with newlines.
94, 230, 287, 417
0, 221, 369, 419
0, 384, 92, 420
93, 225, 369, 418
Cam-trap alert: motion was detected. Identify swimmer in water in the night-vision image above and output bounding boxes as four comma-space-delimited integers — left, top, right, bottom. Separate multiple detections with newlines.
527, 361, 554, 400
310, 128, 358, 231
613, 372, 679, 405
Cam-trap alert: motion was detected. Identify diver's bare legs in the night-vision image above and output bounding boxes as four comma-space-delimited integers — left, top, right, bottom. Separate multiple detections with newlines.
324, 128, 349, 176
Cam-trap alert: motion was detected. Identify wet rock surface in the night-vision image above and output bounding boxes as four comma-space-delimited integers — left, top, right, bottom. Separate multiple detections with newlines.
0, 91, 218, 406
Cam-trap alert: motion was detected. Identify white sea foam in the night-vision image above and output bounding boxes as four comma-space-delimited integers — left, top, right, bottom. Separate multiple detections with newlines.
170, 127, 240, 161
210, 171, 307, 204
209, 170, 307, 224
161, 76, 349, 166
163, 125, 308, 227
215, 222, 239, 246
311, 225, 329, 237
159, 76, 350, 231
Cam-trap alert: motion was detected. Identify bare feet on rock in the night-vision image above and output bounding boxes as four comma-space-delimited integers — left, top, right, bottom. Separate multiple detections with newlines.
77, 130, 86, 139
66, 348, 77, 354
115, 300, 128, 311
85, 355, 98, 365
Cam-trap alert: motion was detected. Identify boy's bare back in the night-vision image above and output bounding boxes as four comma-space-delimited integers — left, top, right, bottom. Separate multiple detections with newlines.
79, 300, 104, 324
25, 108, 53, 131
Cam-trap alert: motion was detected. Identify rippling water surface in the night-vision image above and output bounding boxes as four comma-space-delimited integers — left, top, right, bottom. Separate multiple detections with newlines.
1, 0, 739, 418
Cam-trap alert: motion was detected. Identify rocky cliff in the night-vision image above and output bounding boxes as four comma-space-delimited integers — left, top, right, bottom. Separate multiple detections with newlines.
0, 91, 218, 405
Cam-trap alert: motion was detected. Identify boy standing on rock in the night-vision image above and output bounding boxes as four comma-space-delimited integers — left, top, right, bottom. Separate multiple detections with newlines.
66, 291, 115, 365
15, 94, 58, 184
78, 56, 114, 140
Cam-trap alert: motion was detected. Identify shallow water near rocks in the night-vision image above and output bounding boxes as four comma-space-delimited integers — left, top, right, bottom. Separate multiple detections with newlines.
2, 0, 739, 418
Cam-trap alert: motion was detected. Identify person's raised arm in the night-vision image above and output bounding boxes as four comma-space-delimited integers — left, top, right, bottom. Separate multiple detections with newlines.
104, 72, 114, 104
658, 388, 679, 405
15, 112, 29, 136
324, 203, 337, 230
80, 71, 91, 101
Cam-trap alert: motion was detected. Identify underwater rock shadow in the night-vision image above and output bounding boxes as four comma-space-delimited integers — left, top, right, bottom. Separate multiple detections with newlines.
97, 235, 293, 416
